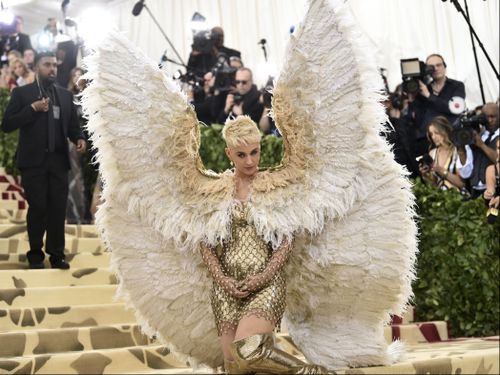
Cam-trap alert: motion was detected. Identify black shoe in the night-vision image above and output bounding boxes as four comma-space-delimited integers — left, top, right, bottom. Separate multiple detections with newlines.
51, 259, 70, 270
29, 262, 45, 269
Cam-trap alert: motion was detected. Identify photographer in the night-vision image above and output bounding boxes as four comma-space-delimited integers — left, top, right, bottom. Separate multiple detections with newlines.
419, 116, 472, 191
191, 71, 218, 125
0, 16, 33, 57
217, 67, 263, 124
382, 92, 419, 178
406, 54, 465, 157
211, 27, 241, 60
456, 102, 499, 198
187, 26, 240, 77
258, 77, 280, 136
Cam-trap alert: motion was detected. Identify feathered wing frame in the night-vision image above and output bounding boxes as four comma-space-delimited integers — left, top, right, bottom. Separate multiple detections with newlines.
82, 0, 417, 370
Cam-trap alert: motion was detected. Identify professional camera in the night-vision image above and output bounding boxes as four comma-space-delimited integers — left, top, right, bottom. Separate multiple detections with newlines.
233, 93, 244, 105
175, 70, 205, 100
418, 153, 434, 168
389, 92, 405, 111
210, 53, 236, 92
400, 58, 435, 94
451, 111, 487, 146
260, 76, 274, 108
192, 30, 214, 54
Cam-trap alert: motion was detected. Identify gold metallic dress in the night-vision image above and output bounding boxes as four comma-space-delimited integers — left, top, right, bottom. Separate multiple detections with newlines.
211, 202, 287, 335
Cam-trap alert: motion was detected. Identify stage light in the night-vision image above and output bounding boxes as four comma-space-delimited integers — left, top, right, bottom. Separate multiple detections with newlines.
79, 6, 114, 46
37, 32, 51, 50
190, 12, 208, 33
0, 8, 14, 26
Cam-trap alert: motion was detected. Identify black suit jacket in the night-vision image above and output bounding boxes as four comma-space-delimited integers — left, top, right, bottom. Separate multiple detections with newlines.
218, 46, 241, 59
0, 33, 32, 54
406, 77, 466, 140
1, 82, 84, 169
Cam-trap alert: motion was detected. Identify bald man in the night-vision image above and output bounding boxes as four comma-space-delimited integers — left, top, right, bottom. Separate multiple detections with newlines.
211, 26, 241, 60
457, 102, 499, 198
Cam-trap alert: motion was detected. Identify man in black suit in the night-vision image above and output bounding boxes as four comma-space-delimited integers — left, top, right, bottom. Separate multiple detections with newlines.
405, 53, 466, 157
187, 26, 241, 76
217, 67, 263, 124
1, 51, 86, 269
211, 27, 241, 60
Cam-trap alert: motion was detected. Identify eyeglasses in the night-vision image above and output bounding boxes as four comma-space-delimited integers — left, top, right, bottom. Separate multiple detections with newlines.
234, 80, 248, 85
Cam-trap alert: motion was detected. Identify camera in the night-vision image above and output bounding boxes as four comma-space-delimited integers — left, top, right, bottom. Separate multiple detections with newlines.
192, 30, 214, 54
233, 94, 244, 105
400, 58, 435, 94
261, 89, 273, 108
451, 111, 487, 146
211, 53, 236, 92
418, 153, 434, 168
260, 76, 274, 108
174, 70, 205, 100
389, 92, 404, 111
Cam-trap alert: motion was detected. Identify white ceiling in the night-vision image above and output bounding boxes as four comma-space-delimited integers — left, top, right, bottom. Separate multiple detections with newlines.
3, 0, 121, 36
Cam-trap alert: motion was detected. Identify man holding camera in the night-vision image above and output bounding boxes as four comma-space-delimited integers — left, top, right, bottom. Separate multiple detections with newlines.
217, 67, 263, 124
1, 52, 86, 269
406, 54, 466, 157
187, 26, 240, 77
456, 102, 499, 198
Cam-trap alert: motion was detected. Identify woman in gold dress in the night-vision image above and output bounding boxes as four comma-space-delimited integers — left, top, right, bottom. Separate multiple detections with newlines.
200, 116, 331, 374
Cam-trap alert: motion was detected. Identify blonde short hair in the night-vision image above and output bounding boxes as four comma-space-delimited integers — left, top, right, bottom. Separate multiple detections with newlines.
222, 116, 261, 148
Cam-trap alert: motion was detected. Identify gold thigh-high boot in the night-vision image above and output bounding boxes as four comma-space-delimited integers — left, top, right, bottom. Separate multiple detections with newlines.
229, 333, 335, 374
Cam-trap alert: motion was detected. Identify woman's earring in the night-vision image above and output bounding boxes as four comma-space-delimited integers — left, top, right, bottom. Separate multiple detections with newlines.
229, 160, 234, 166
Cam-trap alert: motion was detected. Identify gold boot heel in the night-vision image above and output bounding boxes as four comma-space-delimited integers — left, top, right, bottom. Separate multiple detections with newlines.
229, 334, 334, 374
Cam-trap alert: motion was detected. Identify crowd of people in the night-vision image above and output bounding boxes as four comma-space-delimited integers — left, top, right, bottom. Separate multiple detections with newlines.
185, 31, 499, 215
184, 26, 278, 135
382, 53, 499, 218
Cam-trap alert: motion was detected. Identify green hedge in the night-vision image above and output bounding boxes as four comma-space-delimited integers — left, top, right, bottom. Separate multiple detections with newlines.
199, 124, 283, 172
0, 88, 18, 175
412, 179, 499, 337
1, 90, 498, 337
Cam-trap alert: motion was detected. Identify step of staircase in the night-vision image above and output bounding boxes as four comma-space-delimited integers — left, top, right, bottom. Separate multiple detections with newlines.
0, 303, 135, 331
0, 237, 104, 255
0, 223, 26, 238
0, 285, 117, 308
0, 252, 110, 270
0, 268, 117, 288
0, 324, 153, 357
0, 344, 188, 375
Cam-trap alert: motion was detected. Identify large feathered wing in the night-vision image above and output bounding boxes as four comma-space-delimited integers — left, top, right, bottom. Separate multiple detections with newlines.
81, 32, 237, 367
248, 0, 418, 369
83, 0, 417, 369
